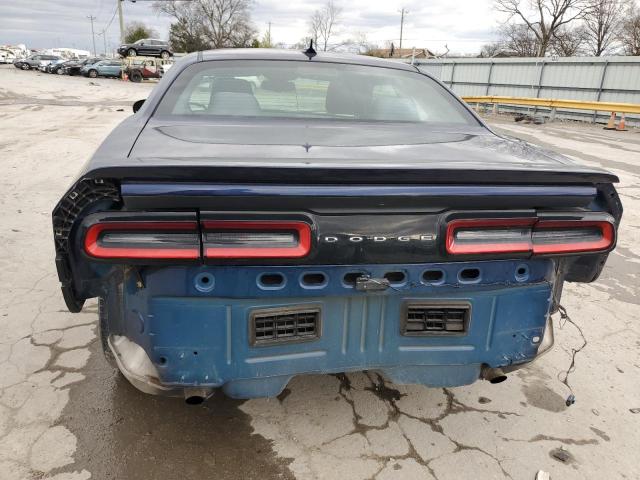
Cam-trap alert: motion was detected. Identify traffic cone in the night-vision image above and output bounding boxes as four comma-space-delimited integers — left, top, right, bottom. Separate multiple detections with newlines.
604, 112, 617, 130
616, 113, 627, 131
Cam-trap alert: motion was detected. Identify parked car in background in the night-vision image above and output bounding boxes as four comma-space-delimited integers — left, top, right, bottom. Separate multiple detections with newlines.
81, 59, 123, 78
14, 54, 60, 70
123, 57, 172, 82
41, 58, 66, 73
117, 39, 172, 59
0, 48, 17, 64
46, 59, 73, 74
64, 57, 102, 76
52, 49, 622, 403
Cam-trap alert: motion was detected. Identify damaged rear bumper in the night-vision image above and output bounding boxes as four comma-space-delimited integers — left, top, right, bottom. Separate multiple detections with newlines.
105, 260, 557, 399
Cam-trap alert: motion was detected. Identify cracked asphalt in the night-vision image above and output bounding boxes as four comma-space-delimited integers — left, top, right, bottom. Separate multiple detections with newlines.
0, 64, 638, 480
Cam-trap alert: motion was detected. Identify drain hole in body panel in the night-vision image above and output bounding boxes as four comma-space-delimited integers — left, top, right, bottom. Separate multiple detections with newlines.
195, 272, 215, 292
258, 273, 285, 288
459, 268, 480, 283
422, 269, 444, 284
515, 264, 530, 282
301, 272, 327, 287
384, 271, 406, 285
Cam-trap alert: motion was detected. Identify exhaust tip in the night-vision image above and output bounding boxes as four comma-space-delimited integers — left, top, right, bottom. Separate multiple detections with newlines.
481, 365, 507, 384
488, 374, 508, 384
184, 387, 213, 405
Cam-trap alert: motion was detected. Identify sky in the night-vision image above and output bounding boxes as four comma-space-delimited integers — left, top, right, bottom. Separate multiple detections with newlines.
0, 0, 500, 55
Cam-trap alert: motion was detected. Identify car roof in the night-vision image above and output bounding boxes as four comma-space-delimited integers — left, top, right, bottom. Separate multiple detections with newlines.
198, 48, 418, 72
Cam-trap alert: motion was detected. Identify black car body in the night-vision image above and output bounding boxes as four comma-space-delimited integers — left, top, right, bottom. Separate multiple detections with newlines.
52, 50, 622, 402
117, 39, 172, 59
64, 57, 102, 76
46, 60, 73, 74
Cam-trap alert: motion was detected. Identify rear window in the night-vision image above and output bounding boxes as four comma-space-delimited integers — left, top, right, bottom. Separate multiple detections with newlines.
155, 60, 474, 124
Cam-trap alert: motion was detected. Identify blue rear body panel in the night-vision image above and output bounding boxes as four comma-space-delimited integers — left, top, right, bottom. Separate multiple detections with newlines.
119, 259, 554, 398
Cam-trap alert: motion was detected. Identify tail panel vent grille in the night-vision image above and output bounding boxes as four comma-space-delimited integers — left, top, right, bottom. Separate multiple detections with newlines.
402, 302, 470, 336
251, 307, 321, 346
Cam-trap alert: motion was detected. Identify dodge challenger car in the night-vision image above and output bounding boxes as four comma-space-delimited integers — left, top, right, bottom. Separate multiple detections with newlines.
52, 49, 622, 403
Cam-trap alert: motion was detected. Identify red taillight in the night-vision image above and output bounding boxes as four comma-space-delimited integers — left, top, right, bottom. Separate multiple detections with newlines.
84, 221, 200, 259
446, 217, 614, 256
202, 220, 311, 259
532, 220, 615, 254
446, 218, 536, 255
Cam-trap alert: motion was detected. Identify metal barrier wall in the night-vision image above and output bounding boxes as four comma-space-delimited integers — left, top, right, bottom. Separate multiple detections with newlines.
405, 56, 640, 125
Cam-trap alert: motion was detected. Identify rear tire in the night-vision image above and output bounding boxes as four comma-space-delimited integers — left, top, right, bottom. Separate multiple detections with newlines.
160, 50, 170, 60
21, 63, 30, 70
127, 48, 137, 57
88, 69, 98, 78
130, 71, 143, 83
56, 68, 65, 75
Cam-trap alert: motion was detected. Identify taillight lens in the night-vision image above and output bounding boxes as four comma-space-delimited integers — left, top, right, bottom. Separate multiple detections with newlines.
446, 219, 535, 255
202, 220, 311, 258
446, 217, 614, 256
84, 221, 200, 259
532, 220, 615, 254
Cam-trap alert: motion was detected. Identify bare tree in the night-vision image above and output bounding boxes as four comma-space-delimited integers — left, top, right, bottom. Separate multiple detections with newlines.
198, 0, 256, 48
155, 1, 209, 52
479, 42, 504, 57
495, 0, 590, 56
498, 22, 542, 56
155, 0, 256, 51
583, 0, 628, 55
550, 25, 588, 55
309, 1, 342, 51
620, 3, 640, 55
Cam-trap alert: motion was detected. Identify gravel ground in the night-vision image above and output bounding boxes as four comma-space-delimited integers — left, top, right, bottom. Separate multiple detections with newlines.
0, 64, 638, 480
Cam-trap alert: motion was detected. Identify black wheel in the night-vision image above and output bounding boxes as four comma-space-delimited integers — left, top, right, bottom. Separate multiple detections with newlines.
21, 63, 30, 70
130, 71, 143, 83
127, 48, 137, 57
56, 68, 65, 75
160, 50, 171, 60
88, 69, 98, 78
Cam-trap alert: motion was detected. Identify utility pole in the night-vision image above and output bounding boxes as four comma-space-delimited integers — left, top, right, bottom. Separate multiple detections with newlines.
118, 0, 125, 44
398, 8, 408, 52
87, 15, 97, 56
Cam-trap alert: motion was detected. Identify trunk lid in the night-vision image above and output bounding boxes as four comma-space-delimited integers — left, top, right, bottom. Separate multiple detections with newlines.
86, 119, 617, 185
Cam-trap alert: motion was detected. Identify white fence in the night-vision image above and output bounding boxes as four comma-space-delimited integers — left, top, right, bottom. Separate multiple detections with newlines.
406, 56, 640, 125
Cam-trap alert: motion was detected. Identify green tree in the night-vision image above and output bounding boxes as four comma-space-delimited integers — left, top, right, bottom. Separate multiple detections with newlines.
124, 22, 158, 44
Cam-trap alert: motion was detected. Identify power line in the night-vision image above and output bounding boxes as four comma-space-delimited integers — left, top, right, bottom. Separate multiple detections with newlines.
102, 2, 119, 33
